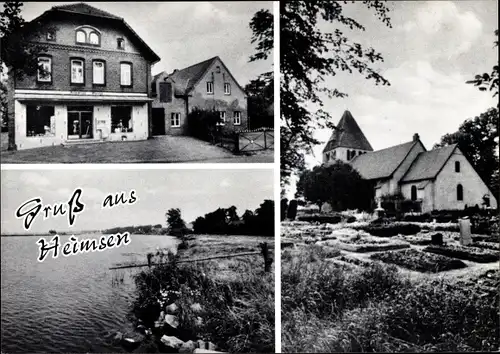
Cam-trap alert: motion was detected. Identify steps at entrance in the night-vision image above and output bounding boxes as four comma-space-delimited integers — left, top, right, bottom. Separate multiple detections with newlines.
64, 139, 103, 145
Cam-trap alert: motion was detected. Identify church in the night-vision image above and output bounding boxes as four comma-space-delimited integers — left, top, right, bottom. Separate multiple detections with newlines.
323, 111, 498, 212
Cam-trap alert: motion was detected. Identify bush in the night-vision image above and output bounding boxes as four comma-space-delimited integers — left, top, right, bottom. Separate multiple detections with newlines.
297, 214, 342, 224
287, 199, 298, 221
403, 213, 431, 222
361, 222, 421, 237
424, 245, 498, 263
371, 248, 467, 272
187, 107, 222, 142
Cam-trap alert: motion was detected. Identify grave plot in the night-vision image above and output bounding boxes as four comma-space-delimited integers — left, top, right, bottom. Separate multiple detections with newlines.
472, 241, 500, 251
370, 248, 467, 273
318, 235, 410, 253
423, 245, 499, 263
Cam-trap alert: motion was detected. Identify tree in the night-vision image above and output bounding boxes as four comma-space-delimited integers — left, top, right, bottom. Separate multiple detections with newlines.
466, 30, 498, 100
250, 1, 392, 188
245, 73, 273, 129
435, 108, 499, 197
165, 208, 187, 236
298, 161, 373, 212
0, 2, 50, 79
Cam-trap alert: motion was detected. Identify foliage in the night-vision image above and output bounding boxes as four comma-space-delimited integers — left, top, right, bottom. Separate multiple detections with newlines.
297, 160, 373, 212
360, 222, 421, 237
424, 245, 499, 263
370, 248, 467, 272
245, 72, 274, 130
434, 107, 499, 196
165, 208, 189, 237
186, 107, 223, 142
277, 1, 392, 186
297, 214, 342, 224
287, 199, 298, 220
280, 198, 288, 221
192, 200, 274, 236
466, 30, 499, 99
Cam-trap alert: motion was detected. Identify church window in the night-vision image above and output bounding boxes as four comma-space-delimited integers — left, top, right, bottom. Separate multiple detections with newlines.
457, 184, 463, 201
411, 186, 417, 201
455, 161, 460, 172
333, 150, 336, 159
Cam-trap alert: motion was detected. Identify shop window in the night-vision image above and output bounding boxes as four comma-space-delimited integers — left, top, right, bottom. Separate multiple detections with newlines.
26, 105, 55, 137
111, 106, 133, 133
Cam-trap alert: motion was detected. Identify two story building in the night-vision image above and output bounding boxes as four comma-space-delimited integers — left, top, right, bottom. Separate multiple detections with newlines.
7, 3, 160, 150
150, 56, 248, 136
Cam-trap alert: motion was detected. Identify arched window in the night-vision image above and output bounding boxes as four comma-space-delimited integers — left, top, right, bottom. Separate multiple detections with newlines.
76, 30, 86, 43
411, 186, 417, 201
457, 184, 463, 201
455, 161, 460, 172
89, 32, 100, 45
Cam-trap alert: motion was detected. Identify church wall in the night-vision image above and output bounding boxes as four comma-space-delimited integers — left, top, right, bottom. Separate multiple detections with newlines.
390, 141, 426, 195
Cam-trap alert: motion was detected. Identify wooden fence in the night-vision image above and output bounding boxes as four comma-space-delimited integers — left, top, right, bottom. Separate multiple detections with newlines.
215, 128, 274, 154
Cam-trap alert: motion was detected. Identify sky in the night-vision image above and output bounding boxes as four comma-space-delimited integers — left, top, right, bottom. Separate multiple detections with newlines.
1, 169, 274, 234
305, 0, 499, 167
15, 1, 273, 87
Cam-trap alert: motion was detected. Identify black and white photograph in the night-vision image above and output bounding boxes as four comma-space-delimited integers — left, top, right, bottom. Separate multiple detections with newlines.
279, 1, 499, 352
1, 169, 275, 353
0, 1, 274, 163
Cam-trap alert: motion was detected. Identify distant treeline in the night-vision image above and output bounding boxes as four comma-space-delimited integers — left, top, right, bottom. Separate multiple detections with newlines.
102, 224, 165, 235
192, 200, 274, 236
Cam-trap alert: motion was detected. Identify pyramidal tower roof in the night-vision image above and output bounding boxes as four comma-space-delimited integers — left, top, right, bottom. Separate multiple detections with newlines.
323, 110, 373, 152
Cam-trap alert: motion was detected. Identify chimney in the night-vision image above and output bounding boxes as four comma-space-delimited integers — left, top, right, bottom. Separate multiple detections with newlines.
413, 133, 419, 142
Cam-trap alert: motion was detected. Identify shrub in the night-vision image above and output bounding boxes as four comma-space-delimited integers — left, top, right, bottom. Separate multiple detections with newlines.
287, 199, 298, 221
187, 107, 222, 142
371, 248, 467, 272
297, 214, 342, 224
403, 213, 431, 222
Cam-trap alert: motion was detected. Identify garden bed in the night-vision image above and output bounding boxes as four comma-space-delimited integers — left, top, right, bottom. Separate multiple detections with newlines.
472, 241, 500, 251
358, 223, 421, 237
423, 245, 499, 263
370, 248, 467, 272
320, 239, 410, 253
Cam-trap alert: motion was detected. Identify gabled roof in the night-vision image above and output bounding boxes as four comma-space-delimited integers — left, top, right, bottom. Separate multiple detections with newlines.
400, 144, 458, 183
30, 3, 160, 63
350, 140, 420, 180
323, 110, 373, 153
152, 56, 246, 96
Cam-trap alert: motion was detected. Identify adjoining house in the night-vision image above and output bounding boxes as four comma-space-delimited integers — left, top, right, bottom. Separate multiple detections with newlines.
323, 110, 498, 212
150, 56, 248, 136
6, 3, 160, 150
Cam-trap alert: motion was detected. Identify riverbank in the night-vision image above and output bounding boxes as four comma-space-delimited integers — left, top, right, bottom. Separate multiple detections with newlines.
122, 234, 275, 353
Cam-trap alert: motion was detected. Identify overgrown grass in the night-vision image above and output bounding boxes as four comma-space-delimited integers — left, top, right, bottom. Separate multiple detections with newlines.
282, 244, 499, 352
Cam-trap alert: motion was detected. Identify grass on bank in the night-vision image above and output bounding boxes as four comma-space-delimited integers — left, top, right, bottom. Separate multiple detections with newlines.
132, 235, 275, 353
282, 244, 499, 353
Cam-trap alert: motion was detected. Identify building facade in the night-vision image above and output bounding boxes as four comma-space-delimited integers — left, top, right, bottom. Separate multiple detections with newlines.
8, 3, 160, 150
151, 56, 248, 136
324, 111, 498, 212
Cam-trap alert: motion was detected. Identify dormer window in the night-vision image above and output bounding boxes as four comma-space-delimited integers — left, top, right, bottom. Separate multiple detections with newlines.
117, 38, 125, 50
76, 30, 86, 43
89, 32, 100, 45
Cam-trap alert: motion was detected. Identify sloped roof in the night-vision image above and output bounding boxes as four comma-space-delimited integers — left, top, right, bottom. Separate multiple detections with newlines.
350, 141, 419, 180
401, 144, 458, 183
323, 111, 373, 152
31, 3, 160, 63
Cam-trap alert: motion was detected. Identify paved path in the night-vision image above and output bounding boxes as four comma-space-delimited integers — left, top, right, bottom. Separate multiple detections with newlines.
0, 135, 274, 164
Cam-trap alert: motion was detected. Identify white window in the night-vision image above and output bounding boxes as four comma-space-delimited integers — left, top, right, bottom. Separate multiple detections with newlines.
171, 113, 181, 127
93, 61, 105, 85
76, 30, 86, 43
224, 83, 231, 95
206, 81, 213, 94
71, 59, 84, 84
120, 63, 132, 86
233, 111, 241, 125
37, 57, 52, 82
89, 32, 100, 45
219, 111, 226, 125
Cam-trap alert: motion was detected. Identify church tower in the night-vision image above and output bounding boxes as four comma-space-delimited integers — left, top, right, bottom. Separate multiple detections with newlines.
323, 110, 373, 164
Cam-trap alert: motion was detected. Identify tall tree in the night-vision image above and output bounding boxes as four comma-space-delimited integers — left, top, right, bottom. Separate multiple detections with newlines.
250, 1, 392, 189
165, 208, 187, 231
466, 30, 498, 100
435, 108, 499, 197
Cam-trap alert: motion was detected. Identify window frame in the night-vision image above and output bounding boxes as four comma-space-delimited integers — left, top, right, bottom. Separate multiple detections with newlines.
26, 105, 56, 137
117, 37, 125, 50
70, 58, 85, 85
92, 60, 106, 86
75, 30, 86, 44
206, 81, 214, 94
111, 105, 133, 133
233, 111, 241, 125
120, 61, 133, 87
88, 31, 101, 46
224, 82, 231, 95
37, 56, 52, 84
171, 113, 181, 128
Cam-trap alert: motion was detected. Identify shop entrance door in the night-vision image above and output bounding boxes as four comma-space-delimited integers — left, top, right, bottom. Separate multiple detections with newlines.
67, 106, 93, 139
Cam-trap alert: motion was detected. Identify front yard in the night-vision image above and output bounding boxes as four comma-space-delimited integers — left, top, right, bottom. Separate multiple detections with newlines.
0, 134, 274, 163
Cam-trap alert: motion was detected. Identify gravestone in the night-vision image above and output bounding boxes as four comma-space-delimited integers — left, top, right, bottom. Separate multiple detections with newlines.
431, 233, 443, 246
280, 199, 288, 221
321, 202, 333, 214
459, 218, 472, 246
287, 200, 298, 220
